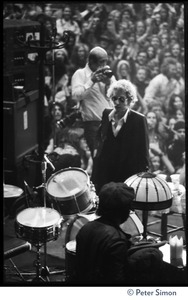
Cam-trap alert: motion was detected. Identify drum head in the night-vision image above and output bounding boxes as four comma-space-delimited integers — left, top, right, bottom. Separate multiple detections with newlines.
66, 240, 76, 253
16, 207, 61, 228
65, 213, 99, 243
46, 167, 89, 200
4, 184, 23, 198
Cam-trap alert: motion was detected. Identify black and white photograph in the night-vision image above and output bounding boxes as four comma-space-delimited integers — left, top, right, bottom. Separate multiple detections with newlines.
2, 1, 187, 295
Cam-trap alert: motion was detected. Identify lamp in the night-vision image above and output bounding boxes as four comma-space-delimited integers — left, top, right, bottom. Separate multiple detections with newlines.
125, 170, 173, 239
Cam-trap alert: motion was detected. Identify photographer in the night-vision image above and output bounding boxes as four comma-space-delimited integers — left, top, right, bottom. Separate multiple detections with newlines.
71, 46, 116, 157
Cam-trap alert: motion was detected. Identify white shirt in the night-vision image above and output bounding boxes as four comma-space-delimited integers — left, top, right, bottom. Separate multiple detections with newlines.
143, 74, 181, 109
71, 63, 115, 121
109, 108, 130, 137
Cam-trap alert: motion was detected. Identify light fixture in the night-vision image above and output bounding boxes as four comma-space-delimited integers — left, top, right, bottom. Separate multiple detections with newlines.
125, 171, 173, 239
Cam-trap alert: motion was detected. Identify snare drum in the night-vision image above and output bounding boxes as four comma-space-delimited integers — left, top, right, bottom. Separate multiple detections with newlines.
46, 167, 94, 217
15, 207, 62, 245
65, 211, 143, 244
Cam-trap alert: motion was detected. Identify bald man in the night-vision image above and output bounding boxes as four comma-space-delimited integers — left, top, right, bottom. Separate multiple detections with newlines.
71, 46, 116, 157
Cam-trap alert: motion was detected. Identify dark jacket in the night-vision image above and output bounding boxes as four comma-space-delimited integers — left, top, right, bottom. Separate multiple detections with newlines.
92, 108, 149, 193
75, 217, 132, 285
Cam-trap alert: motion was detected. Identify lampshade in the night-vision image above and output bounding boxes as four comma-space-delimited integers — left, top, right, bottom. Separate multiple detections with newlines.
125, 171, 173, 211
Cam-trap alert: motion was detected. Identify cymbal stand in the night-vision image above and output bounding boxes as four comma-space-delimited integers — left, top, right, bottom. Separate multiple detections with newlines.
40, 158, 66, 280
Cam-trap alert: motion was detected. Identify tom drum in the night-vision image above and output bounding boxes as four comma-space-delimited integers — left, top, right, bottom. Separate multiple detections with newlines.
46, 167, 95, 217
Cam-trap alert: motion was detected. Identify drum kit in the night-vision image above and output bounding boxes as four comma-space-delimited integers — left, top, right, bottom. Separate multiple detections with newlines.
4, 156, 144, 282
4, 156, 99, 282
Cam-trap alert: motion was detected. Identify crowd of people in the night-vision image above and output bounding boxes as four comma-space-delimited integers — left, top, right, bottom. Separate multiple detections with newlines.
4, 2, 185, 182
4, 2, 186, 285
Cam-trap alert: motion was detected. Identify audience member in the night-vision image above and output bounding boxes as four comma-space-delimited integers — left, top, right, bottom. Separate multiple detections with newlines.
133, 66, 149, 113
149, 153, 175, 176
175, 108, 185, 122
68, 43, 89, 78
56, 5, 81, 44
167, 93, 184, 120
167, 120, 185, 172
71, 46, 116, 157
115, 60, 131, 81
146, 110, 174, 177
143, 57, 181, 112
49, 127, 93, 176
45, 102, 65, 153
146, 110, 167, 155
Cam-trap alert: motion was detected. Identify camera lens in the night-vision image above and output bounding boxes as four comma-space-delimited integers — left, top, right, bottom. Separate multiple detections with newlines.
103, 69, 113, 78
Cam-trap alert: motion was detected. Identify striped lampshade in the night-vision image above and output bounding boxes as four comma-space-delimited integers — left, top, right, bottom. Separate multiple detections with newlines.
125, 171, 173, 211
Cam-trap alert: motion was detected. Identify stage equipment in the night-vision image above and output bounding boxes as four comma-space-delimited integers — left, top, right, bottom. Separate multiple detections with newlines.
3, 90, 38, 169
4, 238, 32, 282
3, 184, 24, 218
125, 170, 173, 239
3, 19, 40, 100
4, 17, 72, 185
46, 167, 98, 218
15, 207, 62, 282
28, 156, 65, 281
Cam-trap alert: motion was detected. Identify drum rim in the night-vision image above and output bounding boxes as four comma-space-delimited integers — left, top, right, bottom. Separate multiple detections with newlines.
61, 202, 94, 218
16, 207, 62, 228
47, 185, 90, 201
46, 167, 90, 200
46, 167, 88, 185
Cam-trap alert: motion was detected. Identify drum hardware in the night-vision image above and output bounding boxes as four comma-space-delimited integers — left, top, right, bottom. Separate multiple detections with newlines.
12, 156, 65, 282
39, 157, 65, 280
15, 207, 64, 282
23, 180, 39, 208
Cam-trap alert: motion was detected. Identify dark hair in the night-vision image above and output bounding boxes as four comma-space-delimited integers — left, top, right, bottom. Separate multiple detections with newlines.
96, 182, 134, 221
168, 93, 184, 116
160, 57, 177, 76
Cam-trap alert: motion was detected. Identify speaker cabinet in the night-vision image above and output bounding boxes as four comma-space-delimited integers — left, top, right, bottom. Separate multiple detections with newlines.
3, 19, 40, 99
3, 90, 39, 170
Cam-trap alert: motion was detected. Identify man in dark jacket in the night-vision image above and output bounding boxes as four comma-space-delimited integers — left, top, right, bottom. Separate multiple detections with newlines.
91, 79, 149, 194
74, 182, 187, 286
75, 182, 134, 285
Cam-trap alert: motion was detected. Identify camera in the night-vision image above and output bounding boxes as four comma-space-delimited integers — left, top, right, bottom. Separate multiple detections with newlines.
103, 69, 113, 78
96, 66, 113, 78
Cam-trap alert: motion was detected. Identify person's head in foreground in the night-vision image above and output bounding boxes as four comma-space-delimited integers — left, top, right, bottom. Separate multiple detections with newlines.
96, 182, 135, 225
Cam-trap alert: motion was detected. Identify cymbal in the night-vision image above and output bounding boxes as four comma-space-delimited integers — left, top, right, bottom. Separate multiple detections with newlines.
3, 184, 23, 198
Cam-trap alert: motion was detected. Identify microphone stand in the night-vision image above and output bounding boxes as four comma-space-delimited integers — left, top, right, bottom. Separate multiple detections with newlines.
40, 156, 65, 280
15, 18, 70, 281
15, 15, 71, 185
51, 47, 57, 151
